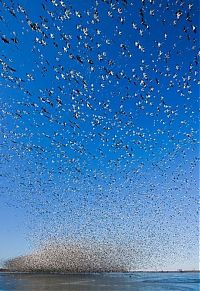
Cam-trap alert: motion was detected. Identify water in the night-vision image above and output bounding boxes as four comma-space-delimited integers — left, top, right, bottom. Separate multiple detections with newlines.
0, 272, 199, 291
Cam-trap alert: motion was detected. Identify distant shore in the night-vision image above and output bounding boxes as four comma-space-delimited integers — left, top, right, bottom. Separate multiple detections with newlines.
0, 268, 199, 274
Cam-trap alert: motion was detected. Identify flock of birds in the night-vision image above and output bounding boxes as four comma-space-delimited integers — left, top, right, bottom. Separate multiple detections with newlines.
5, 240, 134, 272
0, 0, 199, 272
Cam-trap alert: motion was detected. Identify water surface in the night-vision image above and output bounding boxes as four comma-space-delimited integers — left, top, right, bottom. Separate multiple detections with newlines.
0, 272, 199, 290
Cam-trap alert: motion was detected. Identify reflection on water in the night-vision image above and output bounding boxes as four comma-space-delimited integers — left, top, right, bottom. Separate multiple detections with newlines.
0, 272, 199, 291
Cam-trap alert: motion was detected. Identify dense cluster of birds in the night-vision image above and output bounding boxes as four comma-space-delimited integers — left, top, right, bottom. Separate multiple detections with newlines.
5, 240, 135, 272
0, 0, 199, 272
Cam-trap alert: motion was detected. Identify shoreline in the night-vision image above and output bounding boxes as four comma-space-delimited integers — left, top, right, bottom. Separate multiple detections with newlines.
0, 269, 199, 274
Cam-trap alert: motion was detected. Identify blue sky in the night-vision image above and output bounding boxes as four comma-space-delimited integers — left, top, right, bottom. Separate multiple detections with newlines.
0, 0, 199, 270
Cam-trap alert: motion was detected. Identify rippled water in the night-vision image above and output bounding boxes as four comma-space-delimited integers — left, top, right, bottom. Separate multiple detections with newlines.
0, 272, 199, 291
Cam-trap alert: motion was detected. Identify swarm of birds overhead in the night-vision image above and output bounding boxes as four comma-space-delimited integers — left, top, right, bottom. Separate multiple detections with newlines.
0, 0, 199, 272
5, 239, 137, 272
